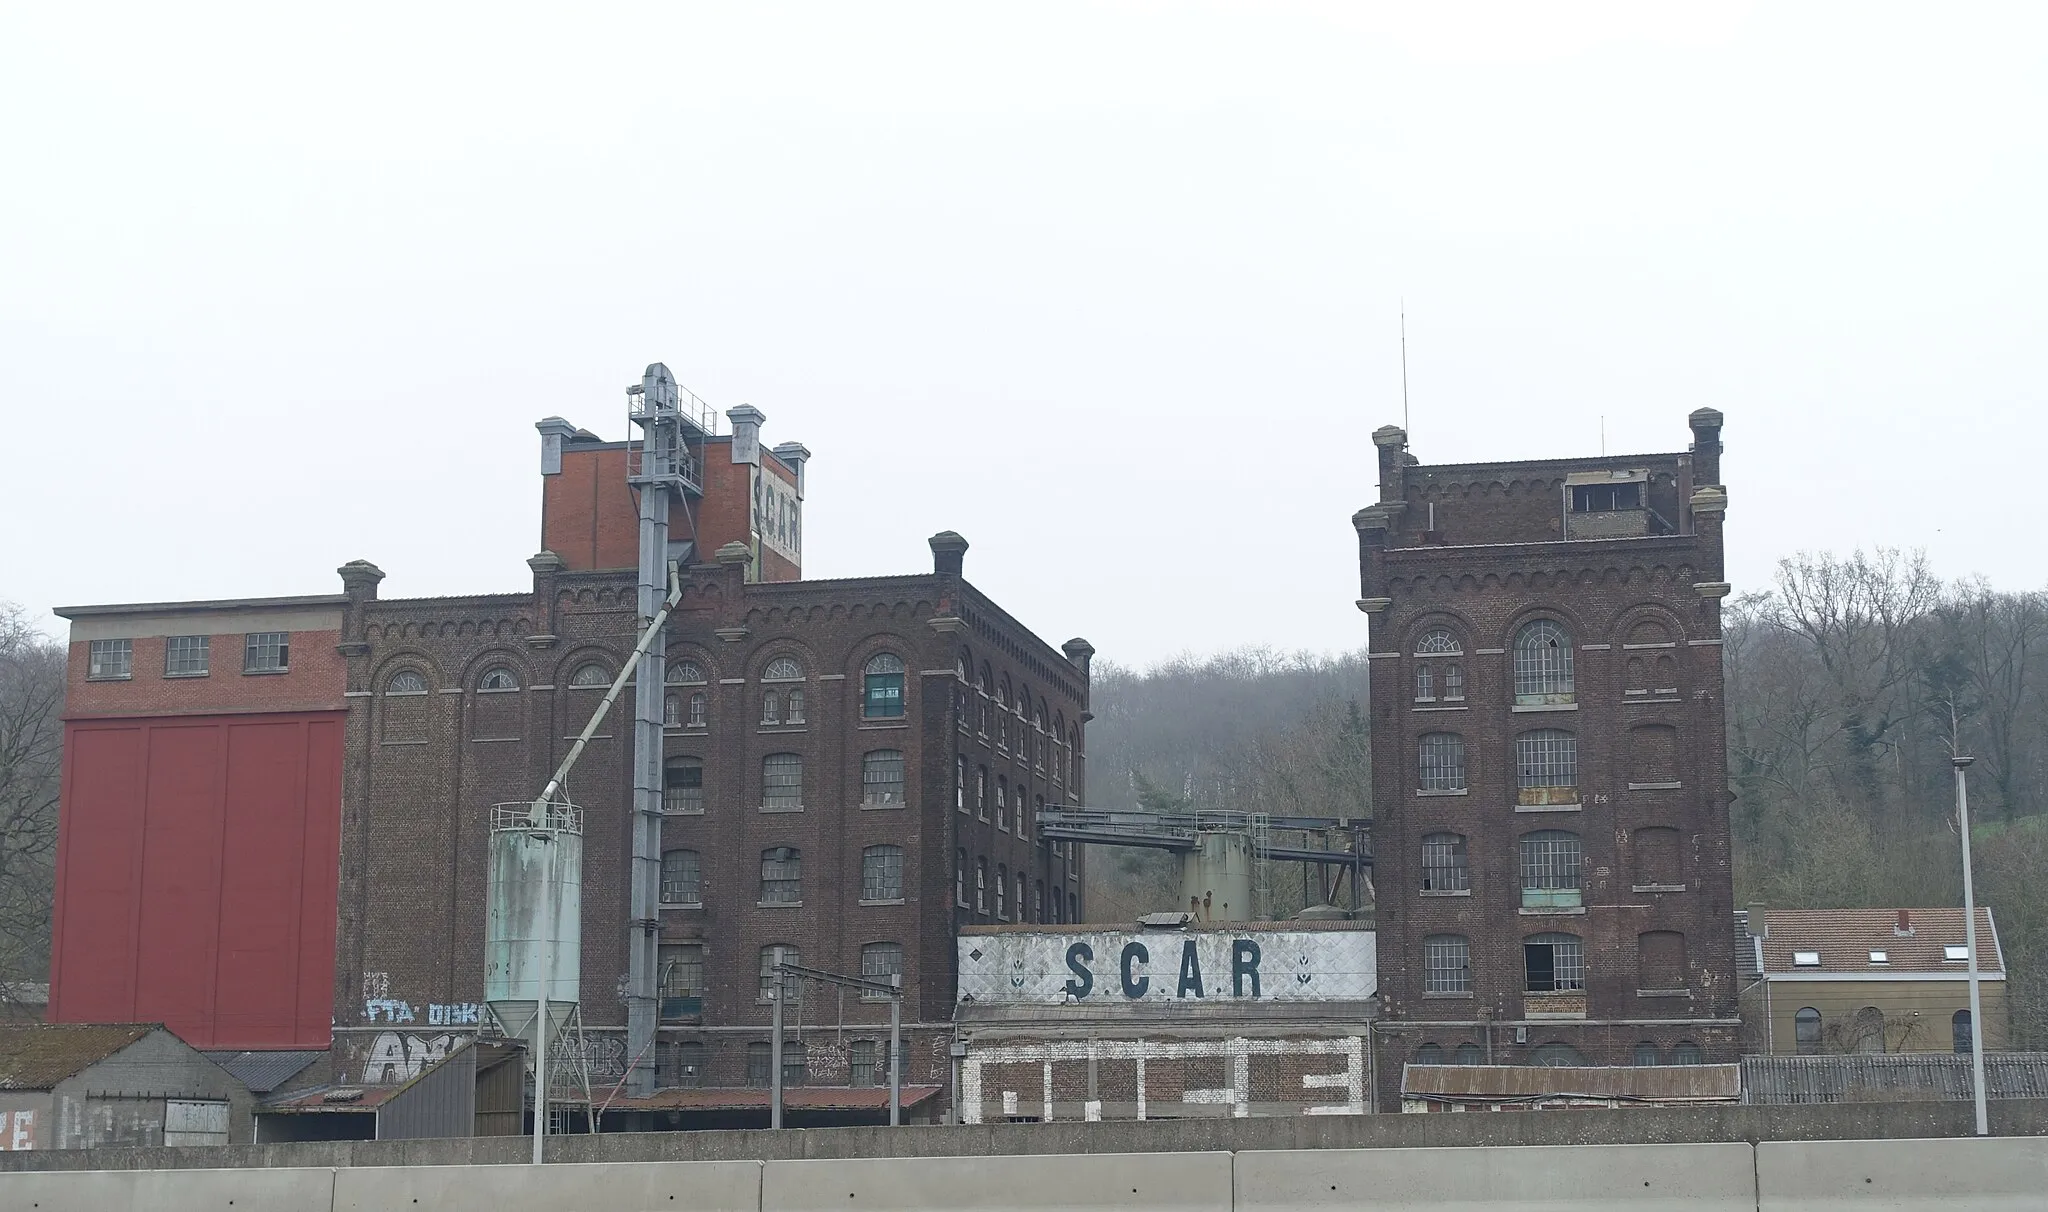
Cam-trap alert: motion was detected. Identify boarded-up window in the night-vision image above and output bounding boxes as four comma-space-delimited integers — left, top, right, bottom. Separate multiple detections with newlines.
1633, 827, 1682, 887
1638, 930, 1686, 991
1628, 724, 1679, 785
381, 668, 431, 743
164, 1100, 229, 1147
472, 667, 521, 740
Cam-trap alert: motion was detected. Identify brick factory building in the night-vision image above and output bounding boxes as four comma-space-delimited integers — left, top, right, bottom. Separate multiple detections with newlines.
1353, 408, 1738, 1104
48, 388, 1091, 1126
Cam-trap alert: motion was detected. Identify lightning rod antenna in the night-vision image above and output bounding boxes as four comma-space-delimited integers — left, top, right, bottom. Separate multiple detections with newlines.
1400, 301, 1410, 437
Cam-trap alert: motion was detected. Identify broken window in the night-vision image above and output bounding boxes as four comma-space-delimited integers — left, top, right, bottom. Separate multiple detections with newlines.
1512, 620, 1575, 703
1523, 932, 1585, 993
1518, 831, 1581, 909
1421, 832, 1469, 892
1515, 729, 1578, 803
1418, 732, 1467, 792
1423, 934, 1471, 994
1571, 480, 1642, 512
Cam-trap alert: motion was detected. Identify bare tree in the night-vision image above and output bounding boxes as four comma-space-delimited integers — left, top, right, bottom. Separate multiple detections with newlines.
0, 602, 63, 1005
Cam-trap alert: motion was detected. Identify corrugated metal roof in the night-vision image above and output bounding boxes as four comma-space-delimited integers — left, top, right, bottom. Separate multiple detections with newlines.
1758, 908, 2003, 975
1403, 1064, 1741, 1102
262, 1083, 408, 1112
610, 1085, 945, 1112
1733, 911, 1762, 982
1742, 1054, 2048, 1104
0, 1023, 156, 1090
202, 1049, 325, 1094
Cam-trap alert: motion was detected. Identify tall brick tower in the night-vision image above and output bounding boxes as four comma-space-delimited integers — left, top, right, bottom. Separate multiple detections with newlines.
1354, 410, 1736, 1105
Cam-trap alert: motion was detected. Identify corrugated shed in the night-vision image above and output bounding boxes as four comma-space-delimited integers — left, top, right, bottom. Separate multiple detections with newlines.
1403, 1064, 1741, 1103
1757, 908, 2003, 975
0, 1023, 154, 1090
202, 1050, 325, 1094
1742, 1053, 2048, 1104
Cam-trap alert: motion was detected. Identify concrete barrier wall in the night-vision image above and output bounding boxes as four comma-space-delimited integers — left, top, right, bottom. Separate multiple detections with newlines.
7, 1098, 2046, 1173
0, 1164, 336, 1212
1756, 1136, 2048, 1211
762, 1151, 1233, 1212
1235, 1143, 1757, 1212
334, 1159, 764, 1211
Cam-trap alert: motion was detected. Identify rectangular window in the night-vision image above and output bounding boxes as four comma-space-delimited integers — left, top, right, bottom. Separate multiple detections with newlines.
863, 673, 905, 718
87, 638, 132, 680
1572, 480, 1643, 512
659, 943, 704, 1021
165, 635, 210, 677
664, 760, 704, 814
1421, 834, 1468, 892
1515, 729, 1578, 805
243, 631, 289, 673
1418, 733, 1466, 792
850, 1039, 879, 1087
667, 1041, 706, 1088
861, 846, 904, 902
660, 850, 702, 906
1423, 936, 1471, 994
1524, 935, 1585, 992
1519, 831, 1582, 909
746, 1043, 772, 1087
863, 750, 905, 805
760, 848, 802, 904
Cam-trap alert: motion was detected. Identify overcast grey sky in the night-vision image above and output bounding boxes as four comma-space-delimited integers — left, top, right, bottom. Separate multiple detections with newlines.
4, 3, 2043, 667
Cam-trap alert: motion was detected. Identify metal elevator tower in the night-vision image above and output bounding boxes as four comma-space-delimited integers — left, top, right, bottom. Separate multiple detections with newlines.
622, 362, 710, 1096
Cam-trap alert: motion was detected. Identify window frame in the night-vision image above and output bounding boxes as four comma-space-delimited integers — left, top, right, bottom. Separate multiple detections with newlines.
242, 631, 290, 674
1515, 728, 1579, 805
759, 846, 802, 906
164, 634, 211, 678
567, 661, 610, 688
859, 942, 902, 1001
1418, 732, 1468, 793
1523, 932, 1586, 993
1423, 934, 1472, 995
663, 757, 705, 815
860, 844, 905, 903
862, 653, 907, 719
1421, 832, 1469, 893
1512, 619, 1576, 705
761, 752, 803, 811
87, 638, 133, 681
659, 848, 702, 907
1518, 830, 1582, 909
862, 749, 906, 807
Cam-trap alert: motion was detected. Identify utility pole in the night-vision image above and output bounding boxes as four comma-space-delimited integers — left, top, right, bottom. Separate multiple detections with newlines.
1955, 753, 1990, 1137
770, 946, 785, 1131
889, 974, 902, 1128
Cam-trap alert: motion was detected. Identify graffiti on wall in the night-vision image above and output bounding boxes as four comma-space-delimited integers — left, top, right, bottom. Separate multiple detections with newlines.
363, 999, 482, 1026
959, 1036, 1366, 1124
360, 1033, 465, 1084
0, 1109, 36, 1150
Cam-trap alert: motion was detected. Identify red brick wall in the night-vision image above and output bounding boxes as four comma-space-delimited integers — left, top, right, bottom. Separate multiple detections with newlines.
65, 630, 346, 718
542, 446, 641, 571
49, 711, 344, 1049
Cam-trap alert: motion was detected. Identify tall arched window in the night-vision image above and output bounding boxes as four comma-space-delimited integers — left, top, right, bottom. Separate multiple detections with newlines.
759, 847, 802, 904
995, 778, 1008, 831
1518, 830, 1581, 909
863, 653, 906, 718
861, 845, 904, 901
1453, 1043, 1483, 1065
1415, 629, 1464, 703
995, 863, 1009, 919
1423, 935, 1471, 994
1794, 1007, 1823, 1055
1953, 1009, 1975, 1054
955, 756, 967, 812
955, 849, 967, 907
1418, 732, 1467, 792
1632, 1042, 1661, 1066
1854, 1006, 1887, 1054
762, 753, 803, 810
1671, 1041, 1704, 1065
1412, 1043, 1443, 1065
659, 849, 701, 906
687, 691, 707, 727
785, 688, 805, 724
1513, 619, 1575, 704
663, 694, 681, 727
761, 691, 781, 724
663, 757, 703, 814
1524, 932, 1584, 992
1515, 729, 1578, 805
1421, 832, 1469, 893
862, 750, 905, 806
975, 857, 988, 913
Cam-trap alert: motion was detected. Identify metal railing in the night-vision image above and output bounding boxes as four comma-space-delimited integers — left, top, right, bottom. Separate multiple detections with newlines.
490, 800, 583, 834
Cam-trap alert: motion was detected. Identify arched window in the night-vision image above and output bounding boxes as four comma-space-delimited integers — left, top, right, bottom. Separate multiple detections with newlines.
1421, 832, 1469, 893
1016, 873, 1026, 921
1671, 1041, 1704, 1065
477, 667, 519, 692
863, 653, 906, 718
1452, 1043, 1483, 1065
659, 849, 701, 906
1953, 1009, 1975, 1054
786, 688, 805, 724
1412, 1044, 1443, 1065
568, 661, 609, 687
995, 778, 1008, 830
763, 657, 804, 681
666, 1038, 706, 1086
1515, 729, 1578, 804
762, 753, 802, 810
1632, 1042, 1661, 1066
663, 694, 681, 728
1854, 1006, 1886, 1053
687, 691, 707, 727
860, 942, 902, 1000
761, 691, 781, 724
1632, 826, 1682, 888
758, 945, 800, 1005
1418, 733, 1467, 792
955, 651, 969, 682
861, 845, 904, 902
663, 757, 703, 815
863, 750, 905, 805
1423, 934, 1471, 994
1513, 619, 1575, 704
666, 659, 705, 684
995, 863, 1009, 919
955, 849, 967, 907
955, 756, 967, 812
1518, 830, 1581, 909
1524, 932, 1584, 992
975, 857, 988, 913
1531, 1042, 1587, 1067
995, 680, 1008, 711
386, 669, 429, 694
759, 847, 802, 904
1628, 723, 1679, 785
1794, 1007, 1823, 1055
1414, 629, 1465, 703
975, 766, 988, 819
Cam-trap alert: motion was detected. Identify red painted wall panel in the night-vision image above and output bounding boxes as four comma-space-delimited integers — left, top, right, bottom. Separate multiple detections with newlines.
49, 712, 342, 1049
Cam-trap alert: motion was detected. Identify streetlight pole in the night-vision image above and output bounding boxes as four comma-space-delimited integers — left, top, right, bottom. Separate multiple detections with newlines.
770, 945, 785, 1130
1954, 754, 1989, 1137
